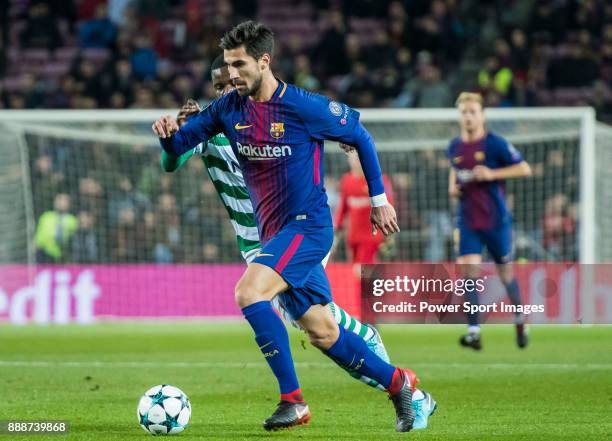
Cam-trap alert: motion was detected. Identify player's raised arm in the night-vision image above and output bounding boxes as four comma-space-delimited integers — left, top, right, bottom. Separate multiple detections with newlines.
339, 122, 398, 236
299, 94, 399, 236
152, 97, 224, 156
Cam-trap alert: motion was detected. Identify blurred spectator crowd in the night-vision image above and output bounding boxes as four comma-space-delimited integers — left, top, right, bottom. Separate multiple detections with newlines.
0, 0, 611, 122
29, 134, 578, 265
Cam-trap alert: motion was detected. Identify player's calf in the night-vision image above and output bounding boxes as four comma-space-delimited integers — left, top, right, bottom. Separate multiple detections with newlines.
303, 317, 340, 350
237, 264, 307, 418
299, 308, 418, 431
242, 301, 303, 396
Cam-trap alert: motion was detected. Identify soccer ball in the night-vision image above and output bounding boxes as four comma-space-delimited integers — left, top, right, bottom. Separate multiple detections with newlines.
137, 384, 191, 435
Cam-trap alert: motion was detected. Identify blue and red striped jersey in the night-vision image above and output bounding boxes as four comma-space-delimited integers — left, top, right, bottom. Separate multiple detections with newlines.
448, 132, 524, 230
161, 80, 384, 243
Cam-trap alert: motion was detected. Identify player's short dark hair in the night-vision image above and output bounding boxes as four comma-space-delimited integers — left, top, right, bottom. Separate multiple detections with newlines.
220, 21, 274, 60
210, 54, 226, 73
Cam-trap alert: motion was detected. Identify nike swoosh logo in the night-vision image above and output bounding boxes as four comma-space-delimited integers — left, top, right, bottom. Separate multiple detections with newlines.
259, 341, 273, 350
295, 405, 309, 419
256, 253, 274, 257
235, 123, 252, 130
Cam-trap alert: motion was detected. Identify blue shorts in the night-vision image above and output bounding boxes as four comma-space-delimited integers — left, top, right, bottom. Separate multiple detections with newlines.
458, 220, 513, 264
252, 221, 334, 320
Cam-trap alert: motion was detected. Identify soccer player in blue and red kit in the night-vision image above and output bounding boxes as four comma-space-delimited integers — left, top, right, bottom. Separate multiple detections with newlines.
153, 21, 420, 432
448, 92, 532, 350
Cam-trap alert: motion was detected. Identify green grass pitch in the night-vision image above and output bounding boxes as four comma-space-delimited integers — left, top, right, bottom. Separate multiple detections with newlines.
1, 323, 611, 440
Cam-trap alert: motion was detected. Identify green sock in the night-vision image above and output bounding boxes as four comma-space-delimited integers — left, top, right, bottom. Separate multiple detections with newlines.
329, 303, 375, 343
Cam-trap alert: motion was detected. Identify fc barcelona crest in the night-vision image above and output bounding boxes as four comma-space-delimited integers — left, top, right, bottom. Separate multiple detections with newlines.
270, 122, 285, 139
474, 151, 485, 161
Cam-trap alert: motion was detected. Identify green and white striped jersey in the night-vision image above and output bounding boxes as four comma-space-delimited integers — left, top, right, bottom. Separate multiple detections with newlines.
196, 133, 261, 262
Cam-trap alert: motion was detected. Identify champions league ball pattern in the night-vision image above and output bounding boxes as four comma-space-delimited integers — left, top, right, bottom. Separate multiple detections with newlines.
137, 385, 191, 435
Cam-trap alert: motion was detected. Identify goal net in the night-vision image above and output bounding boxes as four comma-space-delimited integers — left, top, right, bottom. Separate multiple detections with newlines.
0, 107, 607, 323
1, 107, 602, 264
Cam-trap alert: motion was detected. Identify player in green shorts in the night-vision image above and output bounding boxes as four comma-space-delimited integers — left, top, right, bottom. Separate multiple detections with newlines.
160, 54, 436, 429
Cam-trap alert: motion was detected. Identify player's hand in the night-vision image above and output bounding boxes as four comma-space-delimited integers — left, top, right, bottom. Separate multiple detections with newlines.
473, 165, 496, 181
177, 99, 202, 126
339, 143, 355, 153
370, 204, 400, 236
152, 115, 179, 138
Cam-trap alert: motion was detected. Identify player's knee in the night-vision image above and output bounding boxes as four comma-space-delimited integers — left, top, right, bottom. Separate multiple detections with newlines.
234, 279, 261, 308
306, 323, 339, 350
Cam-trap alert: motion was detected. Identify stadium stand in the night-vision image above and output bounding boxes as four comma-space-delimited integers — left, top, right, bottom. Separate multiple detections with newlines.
1, 0, 611, 118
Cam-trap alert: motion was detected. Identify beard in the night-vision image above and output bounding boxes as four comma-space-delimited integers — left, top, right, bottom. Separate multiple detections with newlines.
240, 74, 262, 97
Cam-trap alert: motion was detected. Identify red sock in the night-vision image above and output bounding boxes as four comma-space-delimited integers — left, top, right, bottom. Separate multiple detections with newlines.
281, 388, 304, 403
387, 368, 405, 395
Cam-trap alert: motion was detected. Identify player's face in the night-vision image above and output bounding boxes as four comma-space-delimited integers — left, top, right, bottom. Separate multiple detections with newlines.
458, 101, 485, 134
211, 66, 234, 98
224, 46, 269, 97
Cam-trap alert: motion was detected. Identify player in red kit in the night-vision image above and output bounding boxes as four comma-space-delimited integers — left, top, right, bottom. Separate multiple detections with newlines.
335, 150, 394, 264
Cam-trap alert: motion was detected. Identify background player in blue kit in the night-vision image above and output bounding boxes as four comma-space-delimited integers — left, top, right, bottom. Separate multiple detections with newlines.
153, 21, 421, 433
448, 92, 532, 351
